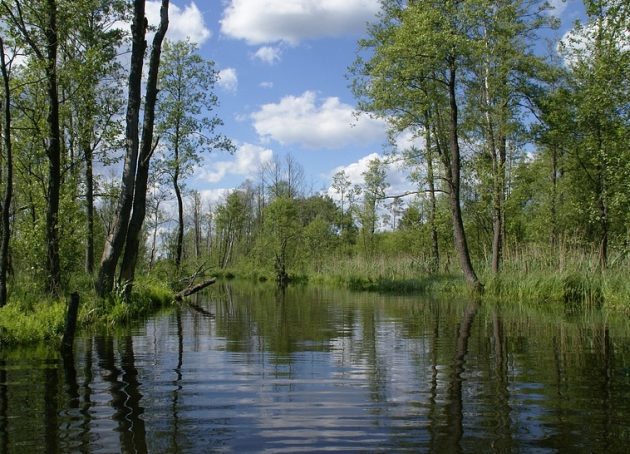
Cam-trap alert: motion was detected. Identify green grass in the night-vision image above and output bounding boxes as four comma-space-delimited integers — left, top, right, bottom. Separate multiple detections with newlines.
0, 274, 174, 346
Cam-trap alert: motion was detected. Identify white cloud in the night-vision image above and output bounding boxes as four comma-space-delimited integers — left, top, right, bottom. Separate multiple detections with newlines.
196, 143, 273, 183
558, 16, 630, 66
326, 153, 413, 202
147, 1, 211, 44
253, 46, 282, 64
547, 0, 569, 16
251, 91, 387, 149
259, 81, 274, 89
330, 153, 380, 188
220, 0, 380, 45
392, 129, 425, 153
198, 188, 234, 206
217, 68, 238, 92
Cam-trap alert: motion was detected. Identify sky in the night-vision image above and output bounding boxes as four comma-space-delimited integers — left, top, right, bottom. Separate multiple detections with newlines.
143, 0, 586, 208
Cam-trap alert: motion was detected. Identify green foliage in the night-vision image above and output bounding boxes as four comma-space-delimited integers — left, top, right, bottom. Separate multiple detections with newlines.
0, 272, 173, 345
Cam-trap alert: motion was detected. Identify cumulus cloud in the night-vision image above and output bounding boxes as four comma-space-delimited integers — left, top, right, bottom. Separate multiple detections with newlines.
251, 91, 387, 149
220, 0, 380, 45
253, 46, 283, 64
196, 143, 273, 183
147, 1, 211, 44
326, 153, 414, 202
217, 68, 238, 92
259, 81, 274, 89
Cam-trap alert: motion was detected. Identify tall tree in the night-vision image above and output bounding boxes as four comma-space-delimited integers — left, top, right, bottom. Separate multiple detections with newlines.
360, 157, 388, 256
67, 1, 125, 274
96, 0, 150, 296
352, 0, 482, 290
155, 39, 231, 270
466, 0, 552, 273
0, 37, 14, 306
555, 0, 630, 269
1, 0, 64, 293
118, 0, 169, 297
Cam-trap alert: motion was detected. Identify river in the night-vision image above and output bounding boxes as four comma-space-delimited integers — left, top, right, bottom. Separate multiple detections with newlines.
1, 283, 629, 452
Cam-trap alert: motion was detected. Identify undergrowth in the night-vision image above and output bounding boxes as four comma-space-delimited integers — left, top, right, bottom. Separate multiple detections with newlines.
0, 274, 174, 346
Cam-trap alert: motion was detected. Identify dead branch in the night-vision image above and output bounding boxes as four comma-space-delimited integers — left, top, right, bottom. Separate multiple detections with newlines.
174, 277, 216, 301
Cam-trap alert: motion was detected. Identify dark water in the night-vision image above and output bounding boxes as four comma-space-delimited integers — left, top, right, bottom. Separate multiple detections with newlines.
1, 284, 630, 453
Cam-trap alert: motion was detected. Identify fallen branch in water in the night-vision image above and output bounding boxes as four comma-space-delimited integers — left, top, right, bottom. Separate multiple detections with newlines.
173, 277, 216, 301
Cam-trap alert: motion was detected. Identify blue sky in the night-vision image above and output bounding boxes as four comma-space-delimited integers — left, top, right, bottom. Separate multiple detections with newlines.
144, 0, 585, 207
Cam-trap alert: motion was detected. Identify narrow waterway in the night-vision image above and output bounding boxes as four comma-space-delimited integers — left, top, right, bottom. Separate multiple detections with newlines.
1, 283, 629, 452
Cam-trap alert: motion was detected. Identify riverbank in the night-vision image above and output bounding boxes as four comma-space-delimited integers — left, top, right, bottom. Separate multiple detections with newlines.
2, 254, 629, 346
0, 275, 173, 345
216, 254, 630, 313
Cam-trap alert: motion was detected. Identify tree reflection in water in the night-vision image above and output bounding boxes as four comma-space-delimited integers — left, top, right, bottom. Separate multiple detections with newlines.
1, 285, 630, 452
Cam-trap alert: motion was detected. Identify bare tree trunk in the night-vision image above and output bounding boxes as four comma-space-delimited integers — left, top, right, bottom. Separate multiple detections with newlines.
118, 0, 169, 297
173, 137, 184, 268
447, 64, 482, 291
550, 144, 559, 249
491, 133, 506, 274
0, 38, 13, 307
598, 177, 608, 270
596, 130, 608, 270
82, 140, 94, 274
425, 111, 440, 274
193, 192, 201, 260
96, 0, 147, 296
148, 198, 160, 271
44, 0, 62, 294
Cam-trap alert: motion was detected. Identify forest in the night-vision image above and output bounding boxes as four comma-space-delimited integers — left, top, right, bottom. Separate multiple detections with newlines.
0, 0, 628, 344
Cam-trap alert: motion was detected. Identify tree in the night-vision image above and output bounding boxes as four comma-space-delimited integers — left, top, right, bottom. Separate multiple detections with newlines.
1, 0, 64, 293
331, 169, 352, 235
97, 0, 169, 298
359, 157, 388, 255
352, 0, 482, 290
118, 0, 170, 297
215, 190, 249, 268
156, 39, 231, 270
465, 0, 552, 273
66, 1, 125, 274
0, 37, 14, 306
261, 197, 301, 285
554, 0, 630, 269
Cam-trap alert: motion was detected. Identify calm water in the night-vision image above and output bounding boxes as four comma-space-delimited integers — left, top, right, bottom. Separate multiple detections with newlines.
1, 284, 630, 453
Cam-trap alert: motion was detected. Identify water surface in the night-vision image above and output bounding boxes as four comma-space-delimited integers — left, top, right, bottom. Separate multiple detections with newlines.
1, 284, 629, 452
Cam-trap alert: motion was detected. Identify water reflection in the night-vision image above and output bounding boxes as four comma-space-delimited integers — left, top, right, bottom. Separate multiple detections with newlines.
0, 359, 8, 452
0, 284, 629, 452
95, 335, 147, 453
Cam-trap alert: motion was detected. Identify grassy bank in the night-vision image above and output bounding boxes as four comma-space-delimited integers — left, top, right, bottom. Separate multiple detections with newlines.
0, 275, 173, 345
218, 253, 630, 313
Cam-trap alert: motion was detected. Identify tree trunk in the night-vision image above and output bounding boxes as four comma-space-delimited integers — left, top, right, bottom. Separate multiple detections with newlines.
149, 199, 160, 270
447, 64, 482, 291
550, 144, 558, 249
173, 138, 183, 269
82, 141, 94, 274
174, 172, 184, 268
598, 177, 608, 270
118, 0, 169, 298
491, 134, 506, 274
193, 192, 201, 259
44, 0, 62, 295
96, 0, 147, 296
424, 112, 440, 274
0, 38, 13, 307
